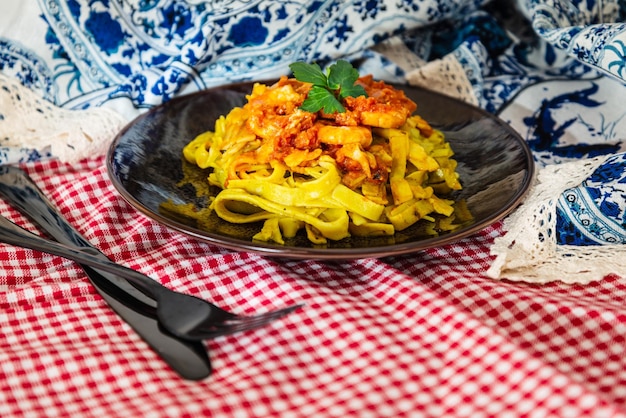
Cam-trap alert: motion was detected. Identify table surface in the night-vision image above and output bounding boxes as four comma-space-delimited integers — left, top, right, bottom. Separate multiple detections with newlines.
0, 157, 624, 417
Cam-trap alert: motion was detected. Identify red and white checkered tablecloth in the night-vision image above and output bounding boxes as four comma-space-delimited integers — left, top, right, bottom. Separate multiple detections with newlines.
1, 157, 625, 417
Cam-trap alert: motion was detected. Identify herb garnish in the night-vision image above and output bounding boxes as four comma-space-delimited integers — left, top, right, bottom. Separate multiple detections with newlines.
289, 60, 368, 114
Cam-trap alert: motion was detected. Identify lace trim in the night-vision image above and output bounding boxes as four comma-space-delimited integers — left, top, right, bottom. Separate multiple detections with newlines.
0, 74, 127, 164
488, 155, 626, 284
405, 54, 479, 106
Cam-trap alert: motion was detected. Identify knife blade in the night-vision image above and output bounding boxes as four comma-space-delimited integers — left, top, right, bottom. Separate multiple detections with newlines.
0, 165, 211, 380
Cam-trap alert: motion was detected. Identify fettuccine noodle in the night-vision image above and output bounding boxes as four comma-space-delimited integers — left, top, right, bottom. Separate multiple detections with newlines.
183, 75, 463, 244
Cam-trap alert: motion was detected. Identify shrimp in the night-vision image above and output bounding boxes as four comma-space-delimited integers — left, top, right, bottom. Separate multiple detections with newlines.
334, 142, 377, 178
331, 75, 417, 129
317, 125, 373, 148
245, 76, 316, 146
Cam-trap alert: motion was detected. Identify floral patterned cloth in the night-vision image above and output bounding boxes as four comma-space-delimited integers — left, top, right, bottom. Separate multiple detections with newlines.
556, 153, 626, 245
1, 0, 489, 110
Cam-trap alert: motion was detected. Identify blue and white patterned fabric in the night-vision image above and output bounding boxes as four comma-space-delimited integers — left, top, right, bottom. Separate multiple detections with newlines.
1, 1, 623, 114
1, 0, 626, 255
557, 152, 626, 245
0, 0, 489, 110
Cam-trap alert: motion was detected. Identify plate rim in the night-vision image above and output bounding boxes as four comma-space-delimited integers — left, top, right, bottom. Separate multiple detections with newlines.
106, 81, 536, 260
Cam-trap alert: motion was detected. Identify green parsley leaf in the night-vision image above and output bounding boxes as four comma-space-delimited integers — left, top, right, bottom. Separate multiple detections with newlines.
289, 60, 367, 114
339, 83, 368, 101
299, 85, 345, 114
327, 60, 359, 91
289, 62, 327, 87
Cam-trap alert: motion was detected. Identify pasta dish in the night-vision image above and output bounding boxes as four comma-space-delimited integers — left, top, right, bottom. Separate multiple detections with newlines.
182, 62, 466, 245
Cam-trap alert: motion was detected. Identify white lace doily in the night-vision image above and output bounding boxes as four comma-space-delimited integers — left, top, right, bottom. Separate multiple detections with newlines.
488, 155, 626, 284
0, 74, 127, 164
371, 36, 478, 106
405, 54, 479, 106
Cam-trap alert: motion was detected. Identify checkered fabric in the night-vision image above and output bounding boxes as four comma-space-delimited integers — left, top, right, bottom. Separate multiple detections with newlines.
1, 158, 625, 418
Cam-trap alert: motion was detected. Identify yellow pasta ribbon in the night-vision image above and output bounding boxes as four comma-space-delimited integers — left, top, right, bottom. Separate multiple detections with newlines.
212, 188, 350, 241
227, 160, 341, 207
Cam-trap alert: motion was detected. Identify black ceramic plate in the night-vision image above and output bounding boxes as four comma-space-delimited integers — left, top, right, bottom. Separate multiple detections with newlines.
107, 82, 534, 259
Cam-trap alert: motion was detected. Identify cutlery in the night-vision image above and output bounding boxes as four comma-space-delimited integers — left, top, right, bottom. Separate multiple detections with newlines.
0, 166, 303, 340
0, 172, 211, 380
0, 204, 301, 341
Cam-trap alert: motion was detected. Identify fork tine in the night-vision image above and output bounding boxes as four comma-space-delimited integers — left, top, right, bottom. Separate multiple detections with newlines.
189, 303, 305, 339
200, 322, 284, 338
222, 304, 305, 325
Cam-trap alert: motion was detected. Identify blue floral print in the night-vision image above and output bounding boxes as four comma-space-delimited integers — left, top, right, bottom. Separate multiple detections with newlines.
556, 152, 626, 245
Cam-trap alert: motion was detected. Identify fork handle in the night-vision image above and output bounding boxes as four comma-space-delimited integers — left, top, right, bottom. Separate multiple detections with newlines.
0, 165, 158, 305
0, 213, 165, 298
